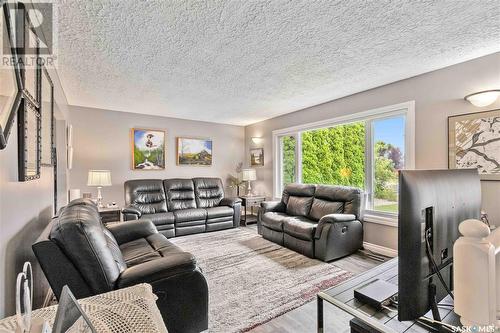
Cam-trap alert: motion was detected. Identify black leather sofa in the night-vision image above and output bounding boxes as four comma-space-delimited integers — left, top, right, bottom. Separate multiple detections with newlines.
33, 199, 208, 333
122, 177, 242, 238
257, 183, 364, 261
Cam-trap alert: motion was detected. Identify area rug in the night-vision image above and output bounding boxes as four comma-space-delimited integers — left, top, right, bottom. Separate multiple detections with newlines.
171, 227, 353, 332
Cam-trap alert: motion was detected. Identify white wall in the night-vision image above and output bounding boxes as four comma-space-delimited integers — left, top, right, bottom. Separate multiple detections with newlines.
0, 94, 69, 319
0, 0, 72, 317
0, 145, 54, 316
68, 106, 245, 206
245, 52, 500, 251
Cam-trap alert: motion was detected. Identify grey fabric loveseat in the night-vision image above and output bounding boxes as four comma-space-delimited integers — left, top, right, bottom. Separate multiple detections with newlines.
122, 177, 242, 238
257, 183, 364, 261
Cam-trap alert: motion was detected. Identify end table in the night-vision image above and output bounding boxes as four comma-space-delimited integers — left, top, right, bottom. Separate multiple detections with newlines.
239, 195, 266, 226
99, 206, 121, 223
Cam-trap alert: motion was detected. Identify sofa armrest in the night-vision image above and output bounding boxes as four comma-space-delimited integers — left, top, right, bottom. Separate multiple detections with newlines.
117, 253, 197, 287
260, 201, 286, 213
314, 214, 358, 239
220, 197, 242, 207
106, 219, 157, 244
122, 206, 142, 220
220, 197, 242, 228
257, 201, 285, 234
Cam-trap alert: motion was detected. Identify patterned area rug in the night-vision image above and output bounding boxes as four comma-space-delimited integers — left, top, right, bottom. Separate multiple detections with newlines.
172, 227, 353, 332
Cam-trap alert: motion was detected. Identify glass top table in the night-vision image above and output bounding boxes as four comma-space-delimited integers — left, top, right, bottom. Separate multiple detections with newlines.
317, 258, 460, 333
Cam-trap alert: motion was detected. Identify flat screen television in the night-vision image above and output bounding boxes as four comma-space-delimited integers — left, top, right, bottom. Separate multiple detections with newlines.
398, 169, 481, 322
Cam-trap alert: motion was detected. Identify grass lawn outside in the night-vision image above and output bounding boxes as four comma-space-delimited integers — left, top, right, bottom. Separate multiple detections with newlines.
374, 203, 398, 213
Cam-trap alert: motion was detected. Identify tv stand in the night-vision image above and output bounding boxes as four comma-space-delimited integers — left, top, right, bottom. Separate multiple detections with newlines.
317, 258, 461, 333
429, 283, 441, 322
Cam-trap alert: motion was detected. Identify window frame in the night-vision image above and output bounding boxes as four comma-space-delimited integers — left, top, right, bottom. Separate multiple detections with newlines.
272, 101, 415, 225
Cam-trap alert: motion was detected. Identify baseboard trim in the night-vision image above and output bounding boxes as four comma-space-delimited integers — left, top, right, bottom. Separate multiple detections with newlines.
363, 242, 398, 257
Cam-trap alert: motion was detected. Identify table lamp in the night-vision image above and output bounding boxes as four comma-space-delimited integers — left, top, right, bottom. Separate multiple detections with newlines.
87, 170, 112, 208
242, 168, 257, 196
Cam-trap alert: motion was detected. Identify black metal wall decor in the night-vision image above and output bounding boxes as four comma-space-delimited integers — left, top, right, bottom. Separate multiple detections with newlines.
17, 2, 42, 181
23, 26, 40, 105
18, 98, 41, 181
0, 1, 23, 150
41, 66, 54, 166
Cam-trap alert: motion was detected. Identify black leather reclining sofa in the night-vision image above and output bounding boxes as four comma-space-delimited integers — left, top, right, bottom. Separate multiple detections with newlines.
122, 177, 242, 238
33, 199, 208, 333
258, 183, 364, 261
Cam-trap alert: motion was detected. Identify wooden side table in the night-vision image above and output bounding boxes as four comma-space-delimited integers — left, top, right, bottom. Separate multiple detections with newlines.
99, 206, 121, 223
239, 195, 266, 226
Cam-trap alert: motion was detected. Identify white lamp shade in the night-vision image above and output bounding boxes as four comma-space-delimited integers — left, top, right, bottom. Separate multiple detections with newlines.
242, 168, 257, 181
465, 90, 500, 107
87, 170, 112, 187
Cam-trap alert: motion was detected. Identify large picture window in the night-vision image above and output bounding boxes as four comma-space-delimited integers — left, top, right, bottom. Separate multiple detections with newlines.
280, 135, 297, 187
371, 117, 406, 213
274, 102, 414, 220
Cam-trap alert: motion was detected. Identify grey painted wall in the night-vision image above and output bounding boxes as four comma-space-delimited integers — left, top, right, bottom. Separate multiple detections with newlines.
0, 0, 71, 318
68, 106, 245, 207
245, 52, 500, 251
0, 97, 69, 319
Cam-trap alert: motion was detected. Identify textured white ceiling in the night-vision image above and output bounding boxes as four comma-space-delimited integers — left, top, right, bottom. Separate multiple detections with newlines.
56, 0, 500, 126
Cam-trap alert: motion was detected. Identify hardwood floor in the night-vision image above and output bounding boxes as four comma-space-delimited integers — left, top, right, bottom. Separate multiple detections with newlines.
242, 225, 384, 333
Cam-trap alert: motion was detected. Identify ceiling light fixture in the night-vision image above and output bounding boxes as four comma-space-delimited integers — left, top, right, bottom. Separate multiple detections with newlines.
464, 90, 500, 107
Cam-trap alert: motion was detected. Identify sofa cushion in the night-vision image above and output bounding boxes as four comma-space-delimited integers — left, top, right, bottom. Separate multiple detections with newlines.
174, 208, 207, 223
50, 203, 122, 293
206, 206, 233, 219
66, 198, 100, 213
286, 196, 314, 217
156, 224, 175, 231
124, 180, 168, 214
309, 198, 344, 221
193, 178, 224, 208
315, 184, 363, 218
206, 220, 234, 231
261, 212, 288, 231
283, 216, 317, 241
102, 228, 127, 273
282, 183, 316, 205
141, 212, 175, 226
164, 179, 197, 211
117, 253, 197, 289
120, 238, 161, 266
145, 233, 177, 251
120, 234, 185, 267
206, 216, 233, 224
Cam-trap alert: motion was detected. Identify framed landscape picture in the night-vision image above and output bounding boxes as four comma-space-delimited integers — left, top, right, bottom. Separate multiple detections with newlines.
131, 128, 166, 170
448, 109, 500, 180
250, 148, 264, 166
177, 137, 212, 166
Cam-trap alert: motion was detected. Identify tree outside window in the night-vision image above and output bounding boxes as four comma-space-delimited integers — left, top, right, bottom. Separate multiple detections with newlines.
301, 122, 365, 188
277, 114, 406, 214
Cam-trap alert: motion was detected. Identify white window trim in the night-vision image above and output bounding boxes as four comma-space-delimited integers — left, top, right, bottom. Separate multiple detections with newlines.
272, 101, 415, 227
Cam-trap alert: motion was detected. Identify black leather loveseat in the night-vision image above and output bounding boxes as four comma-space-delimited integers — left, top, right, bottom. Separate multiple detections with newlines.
258, 183, 364, 262
122, 177, 242, 238
33, 199, 208, 333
